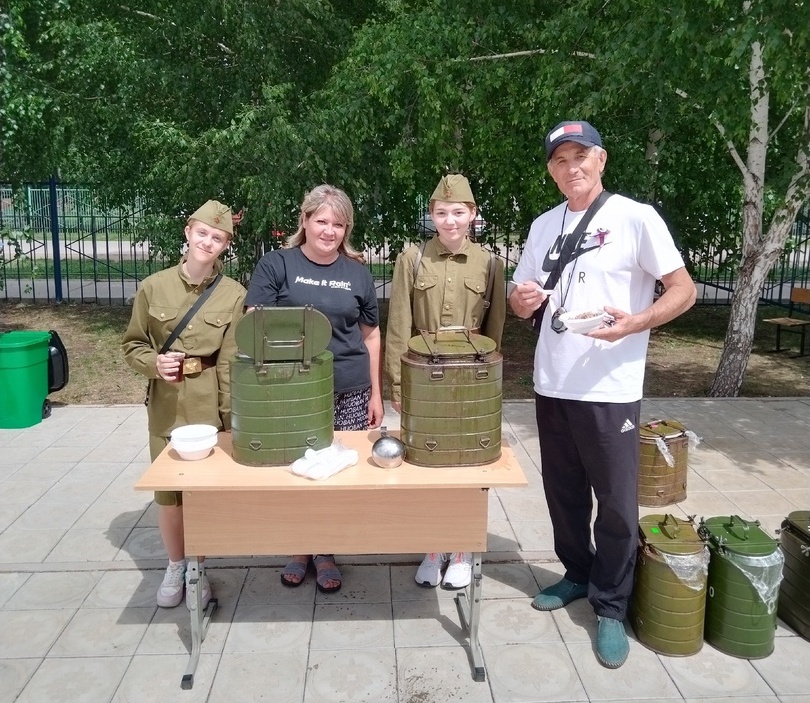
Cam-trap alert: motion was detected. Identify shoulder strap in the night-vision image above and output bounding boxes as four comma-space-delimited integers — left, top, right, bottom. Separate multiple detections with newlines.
543, 190, 612, 291
480, 249, 496, 329
412, 240, 428, 287
159, 274, 223, 355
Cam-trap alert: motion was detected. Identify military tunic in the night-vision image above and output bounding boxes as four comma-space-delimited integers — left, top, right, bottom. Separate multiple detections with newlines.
384, 235, 506, 403
122, 257, 246, 438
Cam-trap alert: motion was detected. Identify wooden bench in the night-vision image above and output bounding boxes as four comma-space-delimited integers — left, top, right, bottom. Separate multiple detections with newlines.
764, 286, 810, 355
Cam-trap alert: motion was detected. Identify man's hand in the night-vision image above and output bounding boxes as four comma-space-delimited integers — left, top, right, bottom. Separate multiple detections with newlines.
509, 281, 549, 319
586, 307, 640, 342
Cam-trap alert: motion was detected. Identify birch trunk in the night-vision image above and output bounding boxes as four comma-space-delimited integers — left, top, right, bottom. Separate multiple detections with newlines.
709, 43, 810, 395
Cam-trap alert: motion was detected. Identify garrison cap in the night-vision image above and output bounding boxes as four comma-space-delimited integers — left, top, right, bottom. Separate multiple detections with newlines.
188, 200, 234, 236
429, 174, 476, 205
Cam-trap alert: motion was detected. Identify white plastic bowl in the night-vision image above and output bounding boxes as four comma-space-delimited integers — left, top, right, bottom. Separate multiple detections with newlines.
171, 424, 218, 442
559, 310, 608, 334
173, 445, 214, 461
170, 424, 218, 461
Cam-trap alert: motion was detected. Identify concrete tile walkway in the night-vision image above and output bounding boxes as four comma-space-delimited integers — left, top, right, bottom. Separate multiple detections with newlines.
1, 398, 808, 703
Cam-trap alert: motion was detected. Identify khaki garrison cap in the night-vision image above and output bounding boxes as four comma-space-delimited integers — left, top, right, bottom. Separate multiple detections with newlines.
429, 174, 476, 205
188, 200, 234, 236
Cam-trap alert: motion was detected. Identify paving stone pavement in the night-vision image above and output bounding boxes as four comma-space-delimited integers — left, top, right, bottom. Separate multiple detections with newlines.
1, 398, 809, 703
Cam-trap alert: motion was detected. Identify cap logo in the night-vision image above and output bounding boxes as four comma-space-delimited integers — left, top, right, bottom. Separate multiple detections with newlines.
213, 215, 221, 224
443, 179, 453, 199
549, 123, 584, 143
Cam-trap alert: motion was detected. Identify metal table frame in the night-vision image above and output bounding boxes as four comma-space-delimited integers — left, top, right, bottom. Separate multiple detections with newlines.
136, 430, 526, 689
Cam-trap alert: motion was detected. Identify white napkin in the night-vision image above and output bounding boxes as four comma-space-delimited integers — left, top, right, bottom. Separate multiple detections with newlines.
290, 441, 359, 480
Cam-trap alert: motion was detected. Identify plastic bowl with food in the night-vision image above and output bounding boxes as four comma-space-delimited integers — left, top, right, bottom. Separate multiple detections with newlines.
170, 424, 218, 460
559, 310, 608, 334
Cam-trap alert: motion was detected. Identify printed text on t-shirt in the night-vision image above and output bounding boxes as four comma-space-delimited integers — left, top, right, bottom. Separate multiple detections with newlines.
295, 275, 353, 291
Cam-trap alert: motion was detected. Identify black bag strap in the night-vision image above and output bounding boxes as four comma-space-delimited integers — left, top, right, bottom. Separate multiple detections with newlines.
530, 190, 612, 333
544, 190, 612, 291
159, 274, 222, 355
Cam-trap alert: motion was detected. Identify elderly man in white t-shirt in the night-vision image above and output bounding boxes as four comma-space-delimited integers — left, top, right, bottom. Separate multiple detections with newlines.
509, 120, 696, 669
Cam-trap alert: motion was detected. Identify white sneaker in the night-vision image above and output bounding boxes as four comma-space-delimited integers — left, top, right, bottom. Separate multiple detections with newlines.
415, 552, 447, 587
156, 562, 186, 608
442, 552, 473, 589
185, 571, 212, 611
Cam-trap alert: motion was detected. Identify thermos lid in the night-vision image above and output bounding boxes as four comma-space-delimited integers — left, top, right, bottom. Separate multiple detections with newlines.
235, 306, 332, 363
640, 419, 686, 440
782, 510, 810, 539
638, 514, 704, 555
407, 327, 496, 360
698, 515, 778, 556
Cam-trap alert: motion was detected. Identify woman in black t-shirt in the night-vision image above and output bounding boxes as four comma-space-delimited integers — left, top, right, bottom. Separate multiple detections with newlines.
245, 184, 383, 593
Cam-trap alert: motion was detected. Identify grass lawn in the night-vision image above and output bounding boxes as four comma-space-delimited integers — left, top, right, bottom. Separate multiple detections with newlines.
1, 299, 809, 405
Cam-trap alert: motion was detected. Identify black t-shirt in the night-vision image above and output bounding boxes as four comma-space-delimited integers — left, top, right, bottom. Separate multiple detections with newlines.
245, 247, 379, 393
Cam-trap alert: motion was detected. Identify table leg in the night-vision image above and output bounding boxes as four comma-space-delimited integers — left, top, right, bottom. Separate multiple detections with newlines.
180, 558, 218, 690
454, 552, 485, 682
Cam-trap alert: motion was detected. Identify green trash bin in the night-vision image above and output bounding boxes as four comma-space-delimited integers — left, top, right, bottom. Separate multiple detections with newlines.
0, 330, 52, 429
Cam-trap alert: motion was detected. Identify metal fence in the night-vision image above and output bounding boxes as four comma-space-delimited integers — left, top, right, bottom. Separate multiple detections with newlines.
1, 182, 808, 306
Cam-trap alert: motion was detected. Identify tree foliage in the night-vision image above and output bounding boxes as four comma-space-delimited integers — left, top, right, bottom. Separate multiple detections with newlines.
2, 0, 809, 394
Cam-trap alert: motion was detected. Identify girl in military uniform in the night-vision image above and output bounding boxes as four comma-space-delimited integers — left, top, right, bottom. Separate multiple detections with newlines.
123, 200, 246, 608
385, 174, 505, 589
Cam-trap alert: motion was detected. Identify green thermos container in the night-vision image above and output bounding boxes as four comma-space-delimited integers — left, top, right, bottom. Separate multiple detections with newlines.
630, 514, 709, 656
400, 328, 502, 467
777, 510, 810, 641
230, 306, 334, 466
699, 515, 784, 658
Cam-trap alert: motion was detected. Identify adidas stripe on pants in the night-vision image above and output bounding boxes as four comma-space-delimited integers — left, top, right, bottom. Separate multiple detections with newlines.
534, 394, 641, 620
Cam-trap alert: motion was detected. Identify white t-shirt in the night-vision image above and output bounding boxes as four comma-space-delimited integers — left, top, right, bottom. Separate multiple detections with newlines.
513, 194, 686, 402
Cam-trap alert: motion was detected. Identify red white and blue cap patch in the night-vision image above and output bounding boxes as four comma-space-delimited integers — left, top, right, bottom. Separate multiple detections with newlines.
545, 121, 602, 161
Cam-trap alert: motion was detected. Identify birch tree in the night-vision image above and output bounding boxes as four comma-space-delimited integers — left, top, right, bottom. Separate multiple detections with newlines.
580, 0, 810, 396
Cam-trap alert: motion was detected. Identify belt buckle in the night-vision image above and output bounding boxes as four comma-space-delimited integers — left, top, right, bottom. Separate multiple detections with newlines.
182, 357, 202, 374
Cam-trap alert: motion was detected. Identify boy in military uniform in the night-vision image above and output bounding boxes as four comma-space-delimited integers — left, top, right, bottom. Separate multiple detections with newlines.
123, 200, 246, 608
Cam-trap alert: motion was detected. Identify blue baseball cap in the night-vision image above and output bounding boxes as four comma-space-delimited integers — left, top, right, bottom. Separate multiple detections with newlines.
545, 121, 603, 161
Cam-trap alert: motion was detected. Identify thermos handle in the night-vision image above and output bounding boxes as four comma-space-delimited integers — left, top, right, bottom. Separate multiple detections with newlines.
728, 514, 751, 539
660, 513, 681, 538
421, 326, 488, 360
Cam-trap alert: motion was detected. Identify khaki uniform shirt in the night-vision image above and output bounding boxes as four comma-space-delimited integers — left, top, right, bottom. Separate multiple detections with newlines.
122, 258, 246, 436
384, 235, 506, 403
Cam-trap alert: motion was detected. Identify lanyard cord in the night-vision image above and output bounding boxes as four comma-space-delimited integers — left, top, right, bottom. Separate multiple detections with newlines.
557, 205, 579, 309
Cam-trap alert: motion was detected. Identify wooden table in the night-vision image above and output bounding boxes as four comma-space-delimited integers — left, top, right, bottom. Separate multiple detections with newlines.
135, 429, 527, 688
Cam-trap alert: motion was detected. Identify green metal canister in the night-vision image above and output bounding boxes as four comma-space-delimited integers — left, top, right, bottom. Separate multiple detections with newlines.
778, 510, 810, 640
699, 515, 784, 658
400, 328, 502, 467
230, 306, 334, 466
629, 514, 709, 656
638, 420, 690, 507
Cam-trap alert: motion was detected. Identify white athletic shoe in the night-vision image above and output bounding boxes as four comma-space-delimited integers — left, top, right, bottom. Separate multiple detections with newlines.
185, 571, 212, 611
415, 552, 447, 587
442, 552, 473, 589
156, 562, 186, 608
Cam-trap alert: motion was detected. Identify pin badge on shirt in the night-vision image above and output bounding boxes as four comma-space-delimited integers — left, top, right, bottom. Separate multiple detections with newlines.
594, 228, 610, 248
